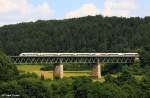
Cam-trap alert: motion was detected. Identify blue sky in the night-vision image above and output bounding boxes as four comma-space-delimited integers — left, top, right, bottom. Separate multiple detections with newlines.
0, 0, 150, 26
29, 0, 104, 19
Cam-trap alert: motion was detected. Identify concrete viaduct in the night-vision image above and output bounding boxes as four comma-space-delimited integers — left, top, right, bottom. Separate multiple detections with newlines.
10, 53, 139, 79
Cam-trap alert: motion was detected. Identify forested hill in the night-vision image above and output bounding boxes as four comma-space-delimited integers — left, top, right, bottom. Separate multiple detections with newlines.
0, 15, 150, 56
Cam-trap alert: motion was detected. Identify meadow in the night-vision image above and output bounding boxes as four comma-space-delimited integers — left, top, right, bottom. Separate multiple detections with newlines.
17, 65, 91, 79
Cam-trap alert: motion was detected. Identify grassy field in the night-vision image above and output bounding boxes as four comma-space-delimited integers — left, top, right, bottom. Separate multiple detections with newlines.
17, 65, 91, 79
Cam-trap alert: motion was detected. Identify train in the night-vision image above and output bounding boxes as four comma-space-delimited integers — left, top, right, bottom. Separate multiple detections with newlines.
19, 53, 139, 57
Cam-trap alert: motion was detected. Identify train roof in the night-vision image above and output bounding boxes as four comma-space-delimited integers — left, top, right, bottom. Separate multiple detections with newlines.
20, 53, 138, 54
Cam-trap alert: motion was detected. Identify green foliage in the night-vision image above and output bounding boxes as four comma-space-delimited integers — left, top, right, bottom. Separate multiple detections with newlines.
105, 74, 116, 83
0, 15, 150, 98
121, 83, 142, 98
40, 65, 53, 71
0, 16, 150, 57
141, 75, 150, 98
51, 79, 73, 98
89, 83, 126, 98
0, 51, 18, 81
16, 72, 38, 80
140, 44, 150, 65
40, 63, 92, 71
0, 81, 24, 97
0, 73, 150, 98
119, 66, 134, 81
18, 78, 51, 98
72, 77, 92, 98
102, 64, 123, 74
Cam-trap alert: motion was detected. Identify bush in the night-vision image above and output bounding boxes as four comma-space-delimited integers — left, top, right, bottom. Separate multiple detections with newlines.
0, 81, 23, 97
88, 83, 126, 98
72, 77, 92, 98
16, 72, 38, 79
18, 78, 52, 98
40, 65, 53, 71
51, 79, 73, 98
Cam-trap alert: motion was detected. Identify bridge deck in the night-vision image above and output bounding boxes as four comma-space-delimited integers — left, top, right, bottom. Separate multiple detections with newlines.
10, 56, 137, 64
10, 53, 139, 64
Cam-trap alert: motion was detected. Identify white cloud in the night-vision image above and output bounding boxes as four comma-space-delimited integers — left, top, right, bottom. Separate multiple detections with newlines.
65, 4, 100, 19
0, 0, 54, 26
103, 0, 136, 17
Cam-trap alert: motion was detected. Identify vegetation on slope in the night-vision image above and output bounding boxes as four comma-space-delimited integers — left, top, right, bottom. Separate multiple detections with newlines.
0, 15, 150, 62
0, 66, 150, 98
0, 51, 18, 81
0, 15, 150, 97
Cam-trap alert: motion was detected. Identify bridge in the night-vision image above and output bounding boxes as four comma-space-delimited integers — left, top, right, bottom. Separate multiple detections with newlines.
10, 53, 139, 79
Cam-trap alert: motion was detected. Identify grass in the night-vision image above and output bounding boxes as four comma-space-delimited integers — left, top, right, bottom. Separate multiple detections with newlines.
17, 65, 143, 83
17, 65, 42, 72
134, 75, 143, 80
17, 65, 91, 79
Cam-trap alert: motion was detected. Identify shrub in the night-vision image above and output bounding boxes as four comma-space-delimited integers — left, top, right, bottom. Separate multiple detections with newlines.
16, 72, 38, 79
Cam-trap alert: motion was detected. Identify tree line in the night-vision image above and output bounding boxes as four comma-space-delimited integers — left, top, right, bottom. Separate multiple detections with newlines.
0, 15, 150, 65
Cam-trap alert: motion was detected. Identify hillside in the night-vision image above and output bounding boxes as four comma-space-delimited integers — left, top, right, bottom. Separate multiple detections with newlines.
0, 15, 150, 98
0, 15, 150, 57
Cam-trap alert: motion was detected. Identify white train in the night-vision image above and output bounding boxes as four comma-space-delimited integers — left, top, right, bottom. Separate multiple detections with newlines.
19, 53, 139, 57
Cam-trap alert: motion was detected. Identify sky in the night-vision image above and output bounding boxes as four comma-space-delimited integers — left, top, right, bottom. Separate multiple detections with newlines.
0, 0, 150, 26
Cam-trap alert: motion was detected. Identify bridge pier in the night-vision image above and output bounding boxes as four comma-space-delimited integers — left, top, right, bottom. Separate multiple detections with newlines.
53, 63, 63, 79
91, 62, 101, 79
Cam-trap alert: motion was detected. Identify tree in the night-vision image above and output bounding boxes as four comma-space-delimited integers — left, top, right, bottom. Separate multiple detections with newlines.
141, 67, 150, 98
0, 51, 18, 81
72, 77, 92, 98
140, 44, 150, 66
0, 15, 150, 57
117, 66, 134, 84
88, 83, 126, 98
18, 78, 52, 98
0, 80, 24, 98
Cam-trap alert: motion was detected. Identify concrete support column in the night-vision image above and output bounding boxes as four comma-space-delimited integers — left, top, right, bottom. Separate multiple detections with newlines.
53, 63, 63, 79
91, 62, 101, 79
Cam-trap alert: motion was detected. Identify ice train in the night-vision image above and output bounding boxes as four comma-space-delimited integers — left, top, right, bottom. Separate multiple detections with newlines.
19, 53, 139, 57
